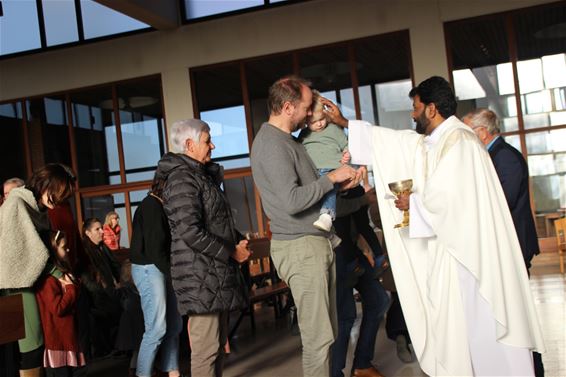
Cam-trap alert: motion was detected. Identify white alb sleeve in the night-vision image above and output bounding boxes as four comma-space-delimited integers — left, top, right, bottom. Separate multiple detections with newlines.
409, 193, 436, 238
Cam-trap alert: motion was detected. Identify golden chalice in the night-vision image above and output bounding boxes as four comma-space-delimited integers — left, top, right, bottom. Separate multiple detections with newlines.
388, 179, 413, 229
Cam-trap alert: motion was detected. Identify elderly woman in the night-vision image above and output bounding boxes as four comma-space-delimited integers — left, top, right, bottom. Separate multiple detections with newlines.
157, 119, 250, 377
0, 164, 76, 377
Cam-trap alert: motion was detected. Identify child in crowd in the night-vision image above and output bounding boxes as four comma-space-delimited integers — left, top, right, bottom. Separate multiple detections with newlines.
35, 230, 86, 377
103, 211, 121, 251
299, 91, 387, 282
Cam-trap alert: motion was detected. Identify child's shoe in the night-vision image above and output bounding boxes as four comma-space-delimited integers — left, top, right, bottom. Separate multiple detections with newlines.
313, 213, 333, 232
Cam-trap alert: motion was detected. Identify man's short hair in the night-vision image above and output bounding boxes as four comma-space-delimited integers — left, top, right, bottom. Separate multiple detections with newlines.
3, 177, 24, 188
169, 119, 211, 153
409, 76, 457, 119
267, 75, 311, 115
465, 108, 501, 135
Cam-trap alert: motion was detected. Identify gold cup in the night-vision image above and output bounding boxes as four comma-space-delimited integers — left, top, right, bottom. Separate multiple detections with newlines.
388, 179, 413, 228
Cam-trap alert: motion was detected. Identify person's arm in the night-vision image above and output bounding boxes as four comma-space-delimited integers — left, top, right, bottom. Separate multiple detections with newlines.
493, 151, 523, 210
102, 225, 114, 249
257, 143, 357, 215
321, 98, 349, 128
36, 276, 78, 317
164, 171, 234, 264
395, 192, 435, 238
142, 198, 171, 274
99, 245, 121, 284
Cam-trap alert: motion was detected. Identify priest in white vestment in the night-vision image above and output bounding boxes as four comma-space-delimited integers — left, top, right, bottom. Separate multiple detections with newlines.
322, 76, 545, 377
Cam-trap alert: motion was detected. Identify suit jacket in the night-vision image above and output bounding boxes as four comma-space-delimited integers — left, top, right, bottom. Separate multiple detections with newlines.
489, 136, 539, 267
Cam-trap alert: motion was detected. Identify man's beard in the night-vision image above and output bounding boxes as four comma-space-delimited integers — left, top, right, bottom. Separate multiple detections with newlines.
415, 112, 430, 135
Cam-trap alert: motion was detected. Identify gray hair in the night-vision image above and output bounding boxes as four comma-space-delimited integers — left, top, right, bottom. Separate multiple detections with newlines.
465, 108, 500, 135
169, 119, 211, 153
3, 177, 25, 187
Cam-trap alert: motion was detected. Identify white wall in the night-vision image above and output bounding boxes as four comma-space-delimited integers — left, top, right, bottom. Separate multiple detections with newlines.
0, 0, 553, 128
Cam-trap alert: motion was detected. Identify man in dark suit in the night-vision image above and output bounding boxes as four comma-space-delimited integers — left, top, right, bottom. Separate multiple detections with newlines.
464, 108, 539, 268
464, 108, 544, 377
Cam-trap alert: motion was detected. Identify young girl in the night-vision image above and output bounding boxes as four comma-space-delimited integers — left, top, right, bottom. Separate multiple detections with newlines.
35, 230, 86, 377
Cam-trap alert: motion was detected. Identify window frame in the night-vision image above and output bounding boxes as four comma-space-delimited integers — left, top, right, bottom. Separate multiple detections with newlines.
444, 1, 566, 222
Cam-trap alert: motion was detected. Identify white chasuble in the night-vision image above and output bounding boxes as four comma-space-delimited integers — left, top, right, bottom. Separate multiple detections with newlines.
349, 117, 544, 376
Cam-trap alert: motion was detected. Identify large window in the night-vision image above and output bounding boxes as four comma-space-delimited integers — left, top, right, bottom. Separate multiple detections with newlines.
0, 0, 42, 55
26, 95, 72, 170
182, 0, 294, 21
0, 75, 166, 247
190, 31, 413, 235
43, 0, 79, 47
353, 33, 413, 130
245, 53, 294, 137
0, 102, 26, 180
0, 0, 151, 58
117, 79, 166, 183
446, 2, 566, 231
299, 44, 356, 121
192, 63, 250, 170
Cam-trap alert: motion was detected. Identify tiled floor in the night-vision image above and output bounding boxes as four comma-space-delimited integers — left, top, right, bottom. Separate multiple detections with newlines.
90, 252, 565, 376
529, 253, 566, 377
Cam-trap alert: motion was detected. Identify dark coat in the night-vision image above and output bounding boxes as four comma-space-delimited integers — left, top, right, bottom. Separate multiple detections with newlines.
157, 153, 247, 315
129, 194, 172, 275
489, 137, 539, 268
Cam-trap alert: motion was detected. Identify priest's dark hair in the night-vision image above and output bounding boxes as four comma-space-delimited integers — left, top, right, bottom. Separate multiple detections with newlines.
409, 76, 457, 119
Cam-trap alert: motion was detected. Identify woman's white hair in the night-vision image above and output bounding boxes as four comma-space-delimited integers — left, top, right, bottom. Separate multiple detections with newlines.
169, 119, 211, 153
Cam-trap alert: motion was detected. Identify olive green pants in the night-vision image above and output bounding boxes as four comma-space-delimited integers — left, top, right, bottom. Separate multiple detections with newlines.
271, 235, 337, 377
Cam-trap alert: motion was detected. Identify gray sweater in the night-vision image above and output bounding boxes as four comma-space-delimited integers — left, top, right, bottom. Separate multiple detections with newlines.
251, 123, 334, 240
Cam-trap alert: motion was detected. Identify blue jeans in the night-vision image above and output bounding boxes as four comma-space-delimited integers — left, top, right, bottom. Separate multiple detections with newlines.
318, 168, 338, 220
331, 217, 390, 377
132, 264, 182, 377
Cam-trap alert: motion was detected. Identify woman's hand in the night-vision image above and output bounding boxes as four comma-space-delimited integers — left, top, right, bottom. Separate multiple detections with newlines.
232, 239, 252, 263
58, 273, 74, 286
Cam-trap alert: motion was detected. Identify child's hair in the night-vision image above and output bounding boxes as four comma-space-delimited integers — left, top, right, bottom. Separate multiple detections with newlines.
49, 230, 74, 276
310, 90, 323, 114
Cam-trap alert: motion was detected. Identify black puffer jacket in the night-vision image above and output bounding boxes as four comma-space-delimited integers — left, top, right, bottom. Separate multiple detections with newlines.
157, 153, 247, 315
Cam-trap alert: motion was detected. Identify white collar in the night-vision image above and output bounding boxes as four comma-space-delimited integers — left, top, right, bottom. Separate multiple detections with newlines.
423, 116, 455, 148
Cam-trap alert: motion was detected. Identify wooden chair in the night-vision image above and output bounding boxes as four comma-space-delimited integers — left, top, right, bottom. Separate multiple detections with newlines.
229, 237, 292, 339
554, 217, 565, 274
